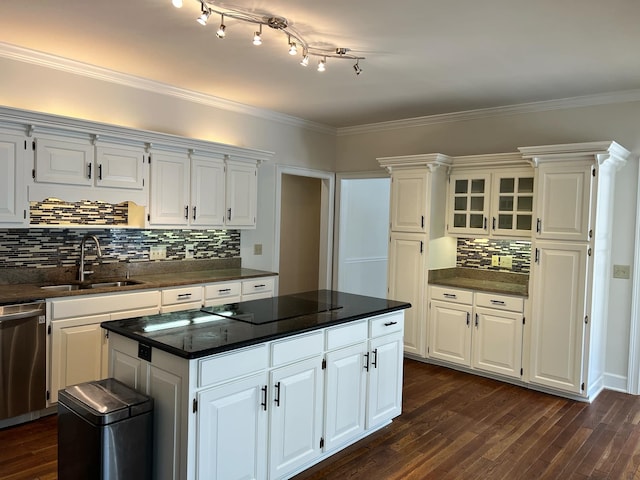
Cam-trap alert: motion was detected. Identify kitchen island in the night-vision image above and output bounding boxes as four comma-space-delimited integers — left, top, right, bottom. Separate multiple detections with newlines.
102, 290, 409, 480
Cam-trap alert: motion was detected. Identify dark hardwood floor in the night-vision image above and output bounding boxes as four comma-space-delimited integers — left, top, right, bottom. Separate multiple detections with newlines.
2, 359, 640, 479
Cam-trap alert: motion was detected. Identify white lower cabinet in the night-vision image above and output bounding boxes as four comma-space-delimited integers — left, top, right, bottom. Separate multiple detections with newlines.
108, 310, 405, 480
197, 373, 269, 480
428, 286, 524, 380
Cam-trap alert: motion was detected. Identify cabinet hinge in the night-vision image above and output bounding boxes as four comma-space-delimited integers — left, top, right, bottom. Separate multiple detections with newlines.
585, 315, 589, 325
320, 437, 324, 449
193, 398, 198, 413
46, 390, 50, 401
322, 358, 326, 370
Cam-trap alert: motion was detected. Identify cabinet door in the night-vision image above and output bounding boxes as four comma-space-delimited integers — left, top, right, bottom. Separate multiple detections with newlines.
324, 342, 367, 451
428, 300, 472, 366
447, 173, 490, 235
34, 137, 94, 186
0, 131, 27, 225
191, 155, 226, 227
95, 143, 144, 189
529, 241, 588, 394
366, 332, 403, 429
390, 170, 428, 233
225, 161, 257, 228
197, 373, 268, 480
535, 162, 593, 241
149, 151, 190, 226
269, 356, 323, 480
472, 307, 523, 378
50, 314, 110, 403
491, 171, 534, 237
388, 232, 426, 356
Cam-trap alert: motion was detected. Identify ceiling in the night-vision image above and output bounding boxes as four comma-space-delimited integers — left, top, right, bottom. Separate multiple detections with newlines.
2, 0, 640, 128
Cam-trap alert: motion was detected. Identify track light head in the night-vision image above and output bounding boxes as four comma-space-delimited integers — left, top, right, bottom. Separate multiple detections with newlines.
216, 14, 226, 38
317, 57, 326, 72
253, 24, 262, 45
300, 50, 310, 67
172, 0, 183, 8
353, 61, 362, 75
197, 3, 211, 25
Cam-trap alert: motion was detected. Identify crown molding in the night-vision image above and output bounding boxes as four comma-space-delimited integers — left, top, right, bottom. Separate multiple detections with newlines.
337, 90, 640, 136
0, 42, 336, 136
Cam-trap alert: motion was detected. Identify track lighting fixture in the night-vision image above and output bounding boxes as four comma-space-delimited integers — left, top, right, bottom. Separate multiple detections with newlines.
253, 24, 262, 46
196, 2, 211, 25
216, 14, 226, 38
177, 0, 365, 75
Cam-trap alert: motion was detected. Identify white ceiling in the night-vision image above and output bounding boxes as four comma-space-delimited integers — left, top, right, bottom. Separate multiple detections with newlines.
2, 0, 640, 128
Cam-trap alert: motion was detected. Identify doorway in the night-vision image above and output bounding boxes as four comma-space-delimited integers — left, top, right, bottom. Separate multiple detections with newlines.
275, 167, 334, 296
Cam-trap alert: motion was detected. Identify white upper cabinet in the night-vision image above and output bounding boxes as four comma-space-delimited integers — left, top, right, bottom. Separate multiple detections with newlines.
225, 160, 257, 228
490, 169, 535, 237
389, 169, 428, 233
149, 152, 258, 229
95, 143, 145, 190
533, 162, 594, 241
447, 173, 491, 236
34, 136, 94, 186
0, 130, 28, 226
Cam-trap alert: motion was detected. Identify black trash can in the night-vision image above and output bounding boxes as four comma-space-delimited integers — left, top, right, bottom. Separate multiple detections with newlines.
58, 378, 153, 480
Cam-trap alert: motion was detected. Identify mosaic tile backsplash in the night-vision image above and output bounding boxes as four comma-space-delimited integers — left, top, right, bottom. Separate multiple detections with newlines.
0, 228, 240, 269
457, 238, 531, 274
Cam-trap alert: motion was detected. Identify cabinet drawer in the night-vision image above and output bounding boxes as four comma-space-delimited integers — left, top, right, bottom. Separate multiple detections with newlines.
475, 292, 524, 312
271, 331, 323, 367
430, 286, 473, 305
198, 343, 268, 387
242, 277, 275, 296
370, 311, 404, 338
326, 320, 367, 351
204, 282, 242, 302
161, 286, 203, 306
51, 290, 160, 320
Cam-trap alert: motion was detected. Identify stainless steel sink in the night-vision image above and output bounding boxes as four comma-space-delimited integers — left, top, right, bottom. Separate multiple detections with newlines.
40, 280, 142, 291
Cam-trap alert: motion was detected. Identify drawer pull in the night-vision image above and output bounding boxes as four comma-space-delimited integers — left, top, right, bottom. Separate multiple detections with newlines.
371, 348, 378, 368
177, 293, 192, 299
261, 385, 267, 411
384, 321, 398, 327
218, 288, 231, 293
254, 284, 266, 288
364, 352, 370, 372
443, 293, 457, 299
274, 382, 281, 407
490, 300, 506, 306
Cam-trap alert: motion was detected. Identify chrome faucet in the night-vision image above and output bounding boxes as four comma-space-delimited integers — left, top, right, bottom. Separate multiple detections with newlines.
79, 234, 102, 282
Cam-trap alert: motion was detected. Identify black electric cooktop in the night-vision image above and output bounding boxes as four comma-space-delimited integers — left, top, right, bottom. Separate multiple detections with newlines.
202, 294, 342, 325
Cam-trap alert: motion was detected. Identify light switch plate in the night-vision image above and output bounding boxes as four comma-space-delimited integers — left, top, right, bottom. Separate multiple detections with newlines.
491, 255, 499, 267
185, 244, 195, 259
613, 264, 631, 279
254, 244, 263, 255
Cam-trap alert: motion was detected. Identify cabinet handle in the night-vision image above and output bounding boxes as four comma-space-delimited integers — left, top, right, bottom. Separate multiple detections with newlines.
371, 348, 378, 368
184, 206, 189, 219
421, 215, 425, 229
536, 218, 541, 233
177, 293, 192, 299
535, 248, 540, 264
384, 321, 398, 327
98, 164, 103, 180
492, 217, 496, 230
420, 241, 423, 254
466, 312, 470, 326
483, 217, 487, 230
227, 208, 232, 221
87, 162, 92, 179
254, 284, 266, 289
274, 382, 281, 407
193, 206, 197, 220
475, 313, 479, 327
490, 300, 506, 306
364, 352, 370, 371
218, 288, 231, 293
444, 293, 457, 299
261, 385, 267, 411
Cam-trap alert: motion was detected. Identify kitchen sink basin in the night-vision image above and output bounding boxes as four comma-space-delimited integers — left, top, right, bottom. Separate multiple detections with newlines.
40, 279, 143, 291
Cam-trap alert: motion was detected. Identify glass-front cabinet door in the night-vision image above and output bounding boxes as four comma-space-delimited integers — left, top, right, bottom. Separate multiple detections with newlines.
447, 173, 490, 235
491, 170, 534, 237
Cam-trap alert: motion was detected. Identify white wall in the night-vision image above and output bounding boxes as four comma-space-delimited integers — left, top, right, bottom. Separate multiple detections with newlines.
335, 101, 640, 391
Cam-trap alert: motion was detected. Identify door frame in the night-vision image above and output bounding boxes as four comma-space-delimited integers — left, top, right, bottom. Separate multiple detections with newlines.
627, 165, 640, 394
274, 165, 335, 290
333, 171, 391, 291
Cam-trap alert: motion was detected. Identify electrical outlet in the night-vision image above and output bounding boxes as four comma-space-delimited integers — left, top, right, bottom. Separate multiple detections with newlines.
491, 255, 499, 267
254, 243, 263, 255
502, 255, 513, 269
150, 245, 166, 260
185, 244, 195, 259
613, 264, 631, 279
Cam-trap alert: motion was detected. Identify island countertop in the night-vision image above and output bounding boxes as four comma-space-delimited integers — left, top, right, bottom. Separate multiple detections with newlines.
101, 289, 410, 359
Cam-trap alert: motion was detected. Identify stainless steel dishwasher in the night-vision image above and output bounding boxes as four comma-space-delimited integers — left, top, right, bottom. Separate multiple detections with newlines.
0, 301, 46, 422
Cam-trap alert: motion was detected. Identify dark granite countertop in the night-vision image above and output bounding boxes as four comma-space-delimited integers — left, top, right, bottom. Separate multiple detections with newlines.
101, 290, 411, 359
429, 267, 529, 297
0, 259, 276, 305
